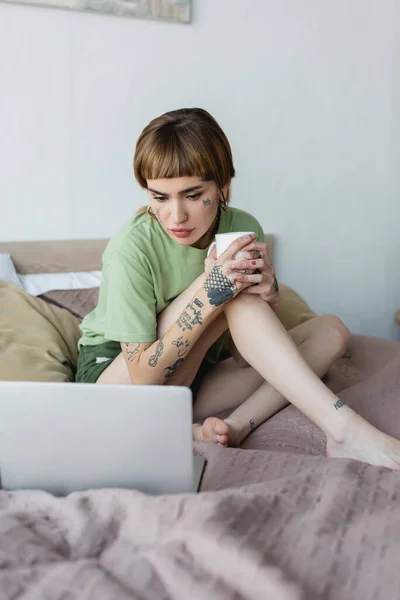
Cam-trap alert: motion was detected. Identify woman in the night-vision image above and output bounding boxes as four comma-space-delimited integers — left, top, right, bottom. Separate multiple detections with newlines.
76, 108, 400, 469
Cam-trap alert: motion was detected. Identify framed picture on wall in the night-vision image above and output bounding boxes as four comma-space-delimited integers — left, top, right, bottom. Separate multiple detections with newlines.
0, 0, 192, 23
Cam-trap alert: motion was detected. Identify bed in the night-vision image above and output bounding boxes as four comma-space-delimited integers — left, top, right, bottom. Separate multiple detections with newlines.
0, 238, 399, 600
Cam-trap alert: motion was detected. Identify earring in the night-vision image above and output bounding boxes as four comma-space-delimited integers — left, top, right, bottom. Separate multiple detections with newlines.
220, 194, 228, 211
147, 205, 154, 216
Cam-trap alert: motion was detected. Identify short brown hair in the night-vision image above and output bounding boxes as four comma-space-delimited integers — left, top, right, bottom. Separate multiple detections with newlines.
134, 108, 235, 208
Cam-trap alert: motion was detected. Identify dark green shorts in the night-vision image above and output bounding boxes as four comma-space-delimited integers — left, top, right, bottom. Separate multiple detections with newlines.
75, 340, 215, 402
75, 341, 121, 384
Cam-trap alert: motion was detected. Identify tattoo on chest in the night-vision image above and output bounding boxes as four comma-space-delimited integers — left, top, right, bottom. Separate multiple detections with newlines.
124, 342, 140, 362
204, 265, 236, 306
334, 399, 345, 410
164, 358, 185, 379
148, 337, 164, 367
172, 336, 190, 357
177, 299, 204, 331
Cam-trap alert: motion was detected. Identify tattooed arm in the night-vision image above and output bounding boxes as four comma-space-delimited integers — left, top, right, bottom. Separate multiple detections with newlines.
121, 233, 259, 386
121, 287, 224, 386
121, 341, 152, 370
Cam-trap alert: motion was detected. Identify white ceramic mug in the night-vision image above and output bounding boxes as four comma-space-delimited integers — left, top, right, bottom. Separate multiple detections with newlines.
207, 231, 256, 259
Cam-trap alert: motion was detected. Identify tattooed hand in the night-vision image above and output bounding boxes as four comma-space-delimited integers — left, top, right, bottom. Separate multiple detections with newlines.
240, 241, 279, 308
203, 233, 262, 307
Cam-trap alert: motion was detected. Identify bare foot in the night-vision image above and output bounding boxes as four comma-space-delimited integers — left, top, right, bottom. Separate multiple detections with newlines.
193, 417, 229, 445
192, 417, 247, 447
327, 410, 400, 470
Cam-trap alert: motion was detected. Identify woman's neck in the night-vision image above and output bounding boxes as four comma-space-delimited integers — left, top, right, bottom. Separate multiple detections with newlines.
191, 207, 221, 249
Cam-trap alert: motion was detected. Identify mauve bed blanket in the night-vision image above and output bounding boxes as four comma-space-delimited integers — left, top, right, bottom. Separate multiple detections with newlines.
0, 335, 399, 600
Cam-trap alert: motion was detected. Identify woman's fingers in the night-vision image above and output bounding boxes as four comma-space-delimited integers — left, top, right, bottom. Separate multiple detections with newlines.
233, 272, 263, 284
219, 233, 258, 261
241, 241, 266, 253
241, 251, 265, 261
230, 258, 264, 271
241, 242, 272, 264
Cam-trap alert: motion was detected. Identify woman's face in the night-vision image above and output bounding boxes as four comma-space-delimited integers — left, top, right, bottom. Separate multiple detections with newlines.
146, 176, 229, 249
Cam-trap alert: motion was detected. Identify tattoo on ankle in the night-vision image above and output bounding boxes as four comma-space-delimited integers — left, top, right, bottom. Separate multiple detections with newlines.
334, 399, 345, 410
204, 265, 236, 306
148, 337, 164, 367
172, 336, 190, 357
164, 358, 185, 379
124, 342, 141, 362
178, 301, 203, 331
249, 419, 256, 431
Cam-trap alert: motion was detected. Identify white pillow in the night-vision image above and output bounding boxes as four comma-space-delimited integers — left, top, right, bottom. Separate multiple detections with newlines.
18, 271, 102, 296
0, 253, 24, 289
0, 253, 101, 296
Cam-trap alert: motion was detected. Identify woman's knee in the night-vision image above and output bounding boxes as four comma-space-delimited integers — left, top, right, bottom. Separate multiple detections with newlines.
223, 292, 266, 319
316, 315, 351, 357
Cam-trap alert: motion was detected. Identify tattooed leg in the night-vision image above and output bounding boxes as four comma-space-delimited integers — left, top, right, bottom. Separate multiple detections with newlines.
193, 314, 349, 446
218, 294, 400, 468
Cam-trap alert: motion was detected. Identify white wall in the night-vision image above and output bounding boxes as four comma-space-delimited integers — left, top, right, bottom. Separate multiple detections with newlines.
0, 0, 399, 340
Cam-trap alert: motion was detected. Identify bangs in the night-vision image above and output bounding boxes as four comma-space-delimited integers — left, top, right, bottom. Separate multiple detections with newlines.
138, 128, 215, 184
134, 108, 235, 191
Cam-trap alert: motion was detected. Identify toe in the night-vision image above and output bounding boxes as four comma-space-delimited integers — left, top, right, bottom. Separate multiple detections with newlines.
192, 423, 204, 442
202, 417, 229, 443
217, 434, 228, 446
210, 417, 229, 436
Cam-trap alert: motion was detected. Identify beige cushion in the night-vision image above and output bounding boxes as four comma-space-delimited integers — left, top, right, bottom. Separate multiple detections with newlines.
275, 284, 316, 331
0, 282, 81, 382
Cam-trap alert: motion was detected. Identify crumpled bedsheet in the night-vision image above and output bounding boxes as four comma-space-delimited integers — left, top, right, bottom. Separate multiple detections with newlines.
0, 334, 399, 600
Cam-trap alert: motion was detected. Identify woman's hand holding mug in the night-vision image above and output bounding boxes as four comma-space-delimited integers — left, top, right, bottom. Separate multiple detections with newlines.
203, 233, 264, 307
239, 239, 280, 308
204, 232, 279, 308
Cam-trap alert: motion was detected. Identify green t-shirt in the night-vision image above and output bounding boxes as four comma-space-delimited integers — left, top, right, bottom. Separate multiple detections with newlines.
79, 206, 264, 350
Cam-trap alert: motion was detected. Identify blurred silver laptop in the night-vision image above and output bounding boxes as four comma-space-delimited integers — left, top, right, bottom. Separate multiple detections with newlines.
0, 381, 205, 496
